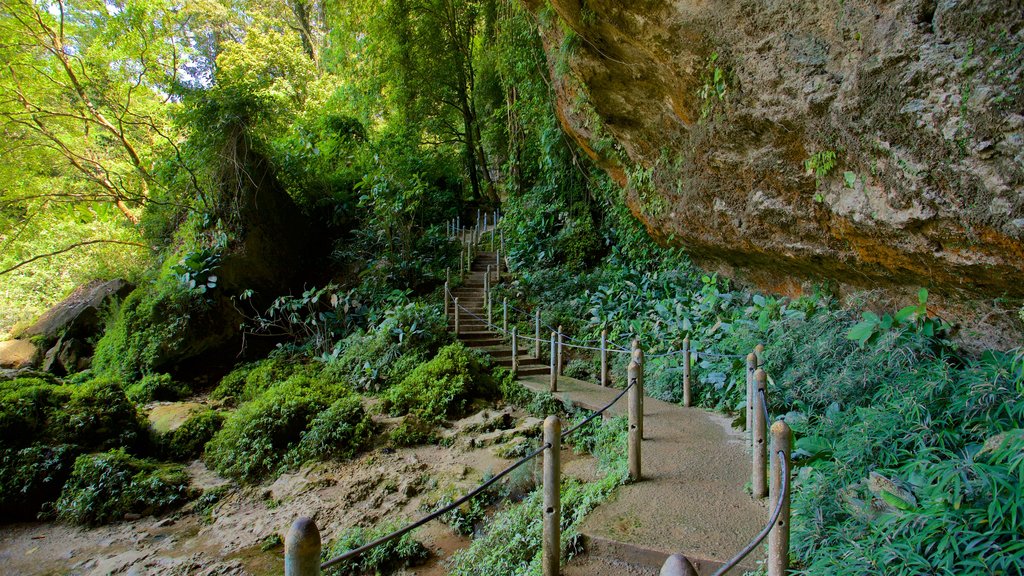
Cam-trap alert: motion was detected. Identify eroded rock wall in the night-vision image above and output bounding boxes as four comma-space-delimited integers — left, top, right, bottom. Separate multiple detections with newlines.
527, 0, 1024, 346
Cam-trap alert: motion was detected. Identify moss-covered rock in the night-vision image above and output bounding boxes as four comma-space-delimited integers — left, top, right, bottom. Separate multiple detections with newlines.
157, 409, 226, 461
381, 342, 497, 424
125, 373, 191, 403
55, 449, 193, 526
0, 444, 78, 520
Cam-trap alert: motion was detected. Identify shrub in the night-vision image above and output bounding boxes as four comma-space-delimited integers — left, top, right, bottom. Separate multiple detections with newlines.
211, 356, 312, 405
388, 413, 436, 447
52, 377, 147, 452
55, 449, 192, 526
0, 379, 72, 451
322, 521, 429, 575
563, 359, 593, 381
0, 444, 77, 520
289, 395, 372, 464
158, 409, 226, 461
381, 343, 497, 423
125, 373, 191, 403
204, 374, 363, 481
92, 280, 200, 381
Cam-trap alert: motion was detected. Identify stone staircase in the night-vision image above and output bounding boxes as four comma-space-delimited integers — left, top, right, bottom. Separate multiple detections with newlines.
449, 251, 549, 377
449, 245, 765, 575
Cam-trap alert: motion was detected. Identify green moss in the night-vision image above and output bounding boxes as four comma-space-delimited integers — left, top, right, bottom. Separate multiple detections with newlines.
322, 520, 429, 575
0, 444, 77, 520
55, 449, 193, 526
388, 413, 436, 447
158, 409, 226, 461
204, 374, 366, 482
52, 377, 147, 452
92, 279, 199, 381
212, 356, 315, 405
125, 373, 191, 403
381, 343, 497, 423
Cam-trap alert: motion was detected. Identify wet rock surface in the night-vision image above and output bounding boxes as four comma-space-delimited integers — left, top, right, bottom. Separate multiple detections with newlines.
530, 0, 1023, 346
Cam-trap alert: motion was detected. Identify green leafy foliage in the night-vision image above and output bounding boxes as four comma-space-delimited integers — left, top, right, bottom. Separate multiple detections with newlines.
845, 288, 950, 348
322, 521, 429, 575
205, 374, 369, 482
125, 373, 191, 403
0, 444, 78, 520
381, 343, 498, 423
55, 449, 192, 526
157, 409, 226, 461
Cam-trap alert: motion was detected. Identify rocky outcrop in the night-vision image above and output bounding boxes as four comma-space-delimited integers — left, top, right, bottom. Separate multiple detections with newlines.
527, 0, 1023, 345
0, 340, 40, 370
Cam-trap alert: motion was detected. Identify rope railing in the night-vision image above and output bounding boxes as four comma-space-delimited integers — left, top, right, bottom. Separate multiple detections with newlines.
285, 325, 644, 576
287, 217, 794, 576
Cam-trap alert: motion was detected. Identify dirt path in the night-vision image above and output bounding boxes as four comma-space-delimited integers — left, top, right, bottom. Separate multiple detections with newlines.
0, 405, 565, 575
518, 374, 766, 574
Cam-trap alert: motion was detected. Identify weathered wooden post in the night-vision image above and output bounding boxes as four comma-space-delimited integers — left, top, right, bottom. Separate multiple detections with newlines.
460, 245, 465, 276
503, 298, 508, 334
628, 343, 643, 481
285, 517, 321, 576
769, 421, 792, 576
542, 417, 561, 576
683, 336, 692, 407
511, 327, 519, 376
746, 352, 757, 443
660, 554, 698, 576
495, 249, 500, 280
454, 297, 460, 335
446, 267, 450, 286
633, 340, 645, 441
556, 325, 564, 376
753, 368, 768, 498
534, 309, 541, 359
550, 331, 558, 392
443, 281, 449, 321
755, 343, 765, 367
600, 329, 609, 387
466, 243, 471, 272
485, 266, 492, 326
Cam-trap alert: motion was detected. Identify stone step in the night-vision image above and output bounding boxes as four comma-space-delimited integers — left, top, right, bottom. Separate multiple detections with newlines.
514, 365, 550, 376
459, 337, 504, 347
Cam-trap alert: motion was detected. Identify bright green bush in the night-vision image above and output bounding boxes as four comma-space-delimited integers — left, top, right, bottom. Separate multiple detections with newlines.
0, 444, 77, 520
388, 413, 436, 447
158, 409, 226, 461
0, 379, 72, 451
125, 373, 191, 403
92, 280, 199, 381
205, 374, 367, 482
211, 356, 312, 405
52, 377, 147, 452
55, 449, 193, 526
322, 520, 429, 575
381, 343, 497, 423
289, 395, 372, 464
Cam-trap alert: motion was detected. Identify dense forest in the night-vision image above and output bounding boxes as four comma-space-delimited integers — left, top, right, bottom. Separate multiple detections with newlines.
1, 1, 1021, 575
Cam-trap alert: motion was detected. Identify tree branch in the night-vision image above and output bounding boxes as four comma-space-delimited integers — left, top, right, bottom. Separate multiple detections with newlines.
0, 240, 150, 276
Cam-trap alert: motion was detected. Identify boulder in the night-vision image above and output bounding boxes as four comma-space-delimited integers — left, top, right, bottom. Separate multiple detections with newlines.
17, 279, 133, 346
0, 339, 40, 369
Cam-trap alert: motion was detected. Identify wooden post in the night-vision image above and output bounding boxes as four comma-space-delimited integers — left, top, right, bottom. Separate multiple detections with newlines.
454, 298, 460, 335
446, 267, 450, 286
285, 517, 321, 576
556, 325, 564, 376
769, 421, 792, 576
460, 246, 465, 276
443, 281, 449, 321
755, 343, 765, 368
550, 331, 558, 392
495, 249, 500, 280
633, 340, 644, 441
535, 309, 541, 359
600, 329, 608, 387
485, 266, 492, 327
628, 348, 642, 482
753, 368, 768, 498
466, 243, 471, 272
660, 554, 698, 576
746, 353, 757, 443
682, 336, 692, 407
503, 298, 508, 334
511, 327, 519, 376
543, 416, 561, 576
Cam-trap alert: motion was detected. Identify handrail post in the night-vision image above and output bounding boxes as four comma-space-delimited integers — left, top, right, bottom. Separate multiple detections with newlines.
753, 368, 768, 498
755, 343, 765, 368
600, 329, 608, 387
556, 325, 564, 376
443, 281, 449, 321
485, 266, 492, 327
660, 554, 698, 576
683, 336, 692, 407
454, 298, 460, 335
769, 421, 792, 576
746, 353, 757, 444
633, 340, 644, 441
503, 298, 508, 334
460, 245, 465, 277
628, 341, 643, 481
511, 327, 519, 376
534, 309, 541, 359
549, 331, 558, 392
285, 517, 321, 576
543, 416, 561, 576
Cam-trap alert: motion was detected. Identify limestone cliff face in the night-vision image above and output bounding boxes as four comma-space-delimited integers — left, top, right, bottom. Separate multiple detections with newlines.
526, 0, 1024, 345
